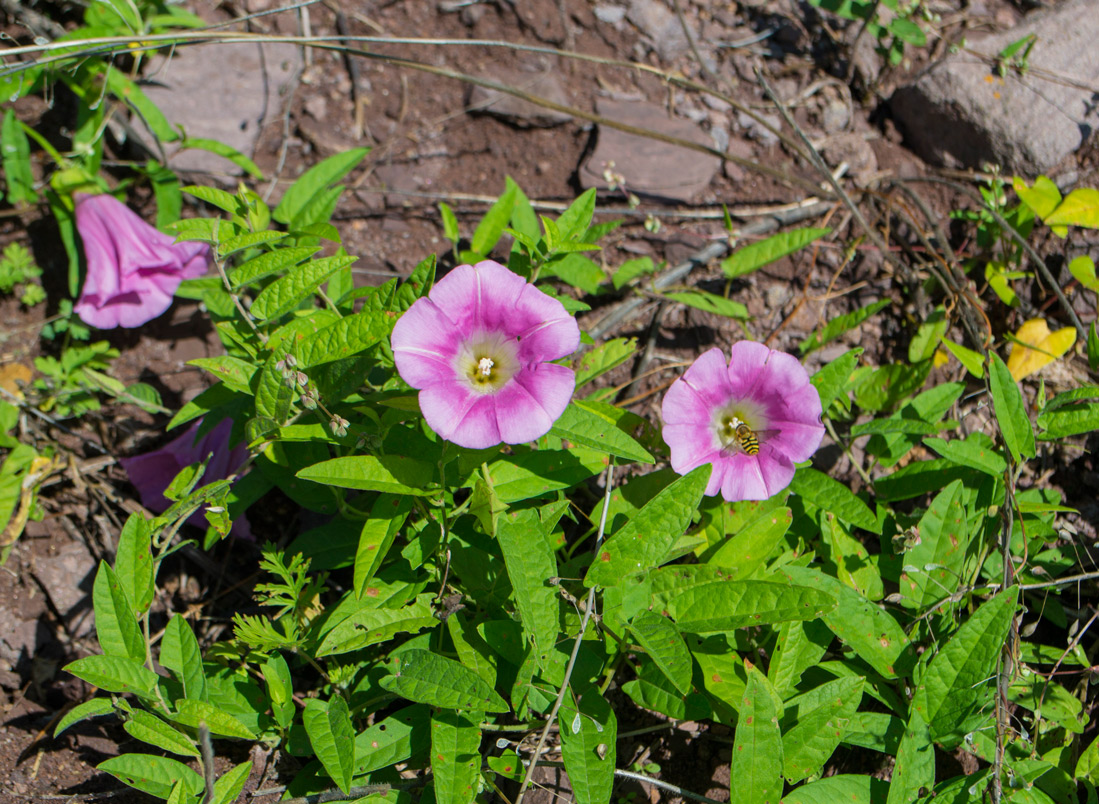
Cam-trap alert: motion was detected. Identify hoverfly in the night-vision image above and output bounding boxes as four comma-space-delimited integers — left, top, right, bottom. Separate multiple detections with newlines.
733, 422, 760, 455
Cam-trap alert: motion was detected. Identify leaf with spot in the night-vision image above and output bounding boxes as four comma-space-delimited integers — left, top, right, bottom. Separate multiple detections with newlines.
550, 400, 654, 463
431, 710, 482, 804
584, 465, 709, 587
900, 479, 970, 609
668, 579, 836, 634
781, 675, 864, 783
93, 561, 146, 664
628, 611, 692, 695
98, 754, 204, 801
790, 467, 879, 533
782, 567, 915, 680
354, 493, 412, 598
820, 512, 883, 600
560, 693, 616, 804
573, 337, 637, 388
781, 775, 889, 804
886, 712, 935, 804
911, 587, 1018, 739
496, 503, 564, 663
482, 446, 607, 503
304, 696, 356, 794
353, 705, 432, 776
315, 594, 437, 657
767, 619, 834, 697
381, 650, 509, 712
731, 667, 784, 804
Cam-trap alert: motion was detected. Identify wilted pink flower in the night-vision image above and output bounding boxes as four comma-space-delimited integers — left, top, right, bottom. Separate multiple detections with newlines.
73, 192, 209, 329
391, 260, 580, 450
120, 418, 252, 539
661, 342, 824, 502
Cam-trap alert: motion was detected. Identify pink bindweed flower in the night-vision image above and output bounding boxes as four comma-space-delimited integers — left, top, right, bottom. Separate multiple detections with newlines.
661, 342, 825, 502
120, 418, 252, 539
391, 259, 580, 450
73, 192, 210, 329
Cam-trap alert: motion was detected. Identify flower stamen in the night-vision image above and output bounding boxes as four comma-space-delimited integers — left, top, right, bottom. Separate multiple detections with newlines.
478, 357, 495, 376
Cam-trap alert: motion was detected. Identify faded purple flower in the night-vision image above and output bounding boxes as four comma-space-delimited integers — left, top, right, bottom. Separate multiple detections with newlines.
391, 259, 580, 450
73, 192, 210, 329
661, 342, 824, 502
120, 418, 252, 539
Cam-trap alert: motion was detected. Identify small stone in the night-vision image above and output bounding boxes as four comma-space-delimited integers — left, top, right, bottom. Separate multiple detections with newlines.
303, 95, 327, 120
579, 98, 721, 202
594, 3, 627, 24
821, 98, 850, 134
468, 67, 572, 127
627, 0, 691, 62
821, 132, 879, 186
736, 111, 781, 146
891, 0, 1099, 172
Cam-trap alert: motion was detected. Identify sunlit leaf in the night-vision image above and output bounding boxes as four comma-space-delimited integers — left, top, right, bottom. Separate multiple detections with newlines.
1006, 318, 1076, 381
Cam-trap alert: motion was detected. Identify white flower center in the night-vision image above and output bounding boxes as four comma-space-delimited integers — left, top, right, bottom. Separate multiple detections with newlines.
713, 400, 770, 454
455, 331, 520, 395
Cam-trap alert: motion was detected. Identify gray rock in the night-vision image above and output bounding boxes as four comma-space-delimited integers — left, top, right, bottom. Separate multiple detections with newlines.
468, 67, 572, 127
821, 132, 879, 187
33, 539, 96, 641
594, 3, 627, 25
736, 111, 781, 147
627, 0, 690, 62
579, 98, 720, 202
141, 42, 301, 177
891, 0, 1099, 173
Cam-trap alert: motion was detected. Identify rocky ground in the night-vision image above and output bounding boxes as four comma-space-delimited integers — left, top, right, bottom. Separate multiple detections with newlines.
2, 0, 1099, 801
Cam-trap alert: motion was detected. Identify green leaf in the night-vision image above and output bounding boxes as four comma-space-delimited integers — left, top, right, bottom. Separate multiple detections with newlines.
354, 494, 412, 598
908, 306, 947, 363
708, 506, 792, 579
381, 650, 509, 712
54, 697, 116, 737
295, 309, 394, 368
782, 676, 864, 783
352, 705, 432, 776
853, 361, 931, 411
2, 110, 37, 205
229, 246, 319, 287
217, 230, 286, 258
297, 455, 434, 495
886, 712, 934, 804
820, 512, 883, 600
250, 255, 357, 320
98, 754, 204, 801
767, 619, 833, 697
187, 355, 256, 395
731, 667, 784, 804
274, 148, 369, 225
172, 698, 257, 739
722, 227, 830, 279
888, 15, 926, 45
65, 655, 159, 696
106, 70, 180, 143
211, 761, 252, 804
989, 353, 1035, 462
874, 458, 979, 502
304, 696, 355, 794
1013, 175, 1062, 221
612, 257, 656, 289
574, 337, 637, 388
799, 299, 890, 355
556, 187, 598, 241
782, 775, 888, 804
560, 693, 616, 804
115, 513, 154, 615
1089, 323, 1099, 372
447, 613, 497, 686
160, 615, 207, 702
496, 505, 563, 661
941, 337, 986, 378
1070, 255, 1099, 291
315, 595, 437, 657
911, 587, 1019, 738
670, 579, 835, 633
629, 611, 692, 695
925, 433, 1006, 476
179, 137, 263, 179
1037, 399, 1099, 439
585, 465, 709, 587
789, 467, 879, 533
782, 566, 914, 680
470, 181, 517, 257
811, 348, 862, 410
622, 658, 712, 721
899, 479, 970, 609
1044, 188, 1099, 229
1077, 732, 1099, 784
124, 710, 199, 757
93, 561, 146, 663
430, 710, 482, 804
550, 400, 654, 463
262, 654, 295, 729
439, 201, 460, 243
665, 289, 750, 319
482, 446, 606, 503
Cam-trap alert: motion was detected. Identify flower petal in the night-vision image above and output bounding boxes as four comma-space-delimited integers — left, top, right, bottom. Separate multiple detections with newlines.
663, 423, 722, 477
677, 347, 737, 415
513, 283, 580, 362
661, 371, 717, 427
428, 260, 527, 334
755, 446, 796, 498
495, 363, 575, 444
719, 452, 771, 502
392, 297, 464, 389
419, 381, 501, 449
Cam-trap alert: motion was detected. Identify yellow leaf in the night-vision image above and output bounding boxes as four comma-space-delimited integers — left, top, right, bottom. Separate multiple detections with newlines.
1045, 188, 1099, 230
1006, 318, 1076, 381
0, 362, 33, 401
932, 348, 951, 369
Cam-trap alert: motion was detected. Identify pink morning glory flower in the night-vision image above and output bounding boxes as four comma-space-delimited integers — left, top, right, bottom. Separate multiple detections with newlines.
661, 342, 825, 502
73, 192, 210, 329
391, 259, 580, 450
120, 418, 252, 539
